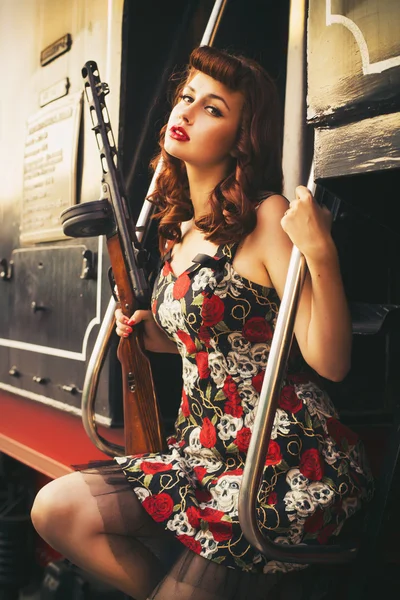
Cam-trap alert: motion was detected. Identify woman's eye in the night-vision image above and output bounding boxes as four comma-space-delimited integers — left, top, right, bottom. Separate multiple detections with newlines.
206, 106, 222, 117
181, 94, 193, 103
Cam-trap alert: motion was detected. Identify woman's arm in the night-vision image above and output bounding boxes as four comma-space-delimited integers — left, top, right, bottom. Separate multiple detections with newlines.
255, 189, 352, 381
115, 308, 179, 354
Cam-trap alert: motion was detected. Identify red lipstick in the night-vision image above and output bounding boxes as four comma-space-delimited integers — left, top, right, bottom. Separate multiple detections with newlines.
169, 126, 190, 142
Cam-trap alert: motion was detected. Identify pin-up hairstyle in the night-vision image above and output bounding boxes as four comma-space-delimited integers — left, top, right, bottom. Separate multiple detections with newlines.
149, 45, 283, 254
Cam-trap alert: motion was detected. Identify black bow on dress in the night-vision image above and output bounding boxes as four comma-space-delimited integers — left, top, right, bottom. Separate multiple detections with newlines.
191, 253, 229, 294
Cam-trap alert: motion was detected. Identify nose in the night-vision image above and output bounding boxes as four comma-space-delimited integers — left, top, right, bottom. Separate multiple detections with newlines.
178, 102, 194, 124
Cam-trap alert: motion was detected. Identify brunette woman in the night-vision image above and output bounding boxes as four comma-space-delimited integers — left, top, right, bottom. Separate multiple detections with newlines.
31, 46, 374, 600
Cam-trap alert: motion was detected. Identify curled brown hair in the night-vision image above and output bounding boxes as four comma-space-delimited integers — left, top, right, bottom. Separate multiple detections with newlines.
149, 46, 283, 254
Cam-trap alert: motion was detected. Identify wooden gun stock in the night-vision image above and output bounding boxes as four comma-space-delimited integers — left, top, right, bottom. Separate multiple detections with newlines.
107, 234, 166, 454
76, 60, 166, 455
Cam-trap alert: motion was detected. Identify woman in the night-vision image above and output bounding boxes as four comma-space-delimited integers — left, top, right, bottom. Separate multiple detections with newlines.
31, 46, 373, 599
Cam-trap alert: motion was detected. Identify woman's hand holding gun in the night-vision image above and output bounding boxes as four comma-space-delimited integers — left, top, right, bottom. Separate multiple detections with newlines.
115, 308, 179, 354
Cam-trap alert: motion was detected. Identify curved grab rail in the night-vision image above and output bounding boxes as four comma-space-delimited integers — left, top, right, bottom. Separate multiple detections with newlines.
238, 0, 358, 565
81, 296, 126, 456
238, 183, 357, 564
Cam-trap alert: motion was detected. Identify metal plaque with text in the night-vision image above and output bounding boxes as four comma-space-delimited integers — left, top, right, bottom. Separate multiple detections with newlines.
21, 91, 82, 244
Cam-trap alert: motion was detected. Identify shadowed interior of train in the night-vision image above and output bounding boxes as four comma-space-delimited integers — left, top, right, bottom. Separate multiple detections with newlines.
73, 0, 400, 597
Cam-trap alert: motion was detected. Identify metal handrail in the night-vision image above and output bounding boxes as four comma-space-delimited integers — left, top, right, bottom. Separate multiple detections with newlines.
238, 0, 358, 564
81, 296, 125, 456
80, 0, 229, 456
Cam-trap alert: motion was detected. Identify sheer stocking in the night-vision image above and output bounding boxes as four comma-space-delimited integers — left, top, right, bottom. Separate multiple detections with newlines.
32, 464, 315, 600
31, 466, 182, 599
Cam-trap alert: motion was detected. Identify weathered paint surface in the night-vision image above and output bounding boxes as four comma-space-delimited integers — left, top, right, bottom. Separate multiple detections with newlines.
315, 111, 400, 179
308, 0, 400, 126
0, 0, 124, 419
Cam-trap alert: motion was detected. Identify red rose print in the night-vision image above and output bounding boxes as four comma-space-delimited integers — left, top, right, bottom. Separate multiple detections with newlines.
198, 325, 211, 347
194, 466, 207, 482
199, 507, 225, 522
242, 317, 272, 343
208, 520, 233, 542
219, 469, 243, 477
299, 448, 324, 481
252, 370, 265, 393
201, 294, 225, 326
176, 330, 197, 355
177, 534, 202, 554
278, 385, 303, 413
265, 440, 282, 466
267, 492, 278, 505
223, 376, 241, 402
317, 523, 337, 545
326, 418, 359, 449
199, 418, 217, 448
304, 508, 324, 533
181, 389, 190, 417
173, 272, 191, 299
196, 352, 210, 379
224, 398, 243, 418
223, 376, 243, 416
140, 461, 173, 474
151, 299, 157, 314
162, 261, 173, 277
195, 488, 212, 503
199, 507, 233, 541
142, 493, 174, 522
186, 506, 201, 528
235, 427, 252, 453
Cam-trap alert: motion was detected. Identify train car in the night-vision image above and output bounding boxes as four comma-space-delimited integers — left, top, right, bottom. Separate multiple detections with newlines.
0, 0, 399, 597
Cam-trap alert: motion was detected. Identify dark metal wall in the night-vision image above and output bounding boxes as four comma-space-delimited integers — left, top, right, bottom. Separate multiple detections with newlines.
308, 0, 400, 421
0, 0, 124, 425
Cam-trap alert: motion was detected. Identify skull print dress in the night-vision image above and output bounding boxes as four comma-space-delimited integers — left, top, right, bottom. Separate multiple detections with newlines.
115, 241, 374, 574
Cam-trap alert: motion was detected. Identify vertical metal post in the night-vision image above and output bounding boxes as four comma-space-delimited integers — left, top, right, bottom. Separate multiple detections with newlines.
282, 0, 309, 198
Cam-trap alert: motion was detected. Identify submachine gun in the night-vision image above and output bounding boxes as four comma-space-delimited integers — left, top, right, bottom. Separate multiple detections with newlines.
61, 61, 166, 455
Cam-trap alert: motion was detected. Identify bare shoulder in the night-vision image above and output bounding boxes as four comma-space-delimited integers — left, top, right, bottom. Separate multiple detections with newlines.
250, 194, 290, 244
255, 194, 289, 223
247, 194, 293, 284
230, 195, 286, 287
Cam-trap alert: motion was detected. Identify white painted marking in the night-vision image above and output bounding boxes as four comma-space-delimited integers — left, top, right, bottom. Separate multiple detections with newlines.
326, 0, 400, 75
0, 339, 84, 360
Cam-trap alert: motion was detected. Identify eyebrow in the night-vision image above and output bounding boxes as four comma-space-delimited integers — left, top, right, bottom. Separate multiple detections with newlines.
185, 85, 230, 111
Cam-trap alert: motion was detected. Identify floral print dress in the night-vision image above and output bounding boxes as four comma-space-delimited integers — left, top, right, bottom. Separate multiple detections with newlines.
115, 242, 374, 574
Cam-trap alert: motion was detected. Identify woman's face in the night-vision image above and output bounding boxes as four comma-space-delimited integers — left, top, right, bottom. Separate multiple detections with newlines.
164, 71, 244, 173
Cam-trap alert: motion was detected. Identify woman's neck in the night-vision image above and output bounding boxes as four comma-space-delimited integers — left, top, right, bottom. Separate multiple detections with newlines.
185, 163, 230, 220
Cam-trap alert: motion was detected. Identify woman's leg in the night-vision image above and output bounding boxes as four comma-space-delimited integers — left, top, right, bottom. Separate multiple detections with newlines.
31, 469, 174, 599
